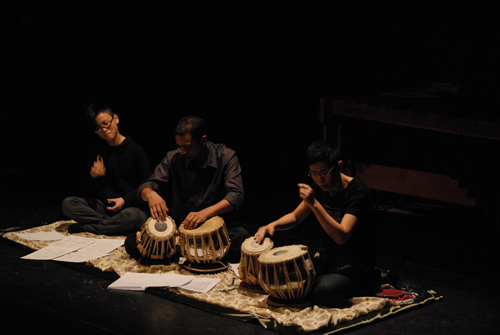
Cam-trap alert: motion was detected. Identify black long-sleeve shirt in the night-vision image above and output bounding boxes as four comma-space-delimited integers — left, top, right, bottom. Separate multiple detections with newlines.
98, 136, 152, 207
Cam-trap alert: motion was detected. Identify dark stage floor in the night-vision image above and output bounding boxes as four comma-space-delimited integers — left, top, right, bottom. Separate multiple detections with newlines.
1, 175, 499, 334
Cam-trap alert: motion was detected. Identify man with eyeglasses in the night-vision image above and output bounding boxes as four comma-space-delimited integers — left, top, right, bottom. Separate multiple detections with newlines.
62, 103, 152, 235
125, 115, 249, 263
254, 140, 380, 307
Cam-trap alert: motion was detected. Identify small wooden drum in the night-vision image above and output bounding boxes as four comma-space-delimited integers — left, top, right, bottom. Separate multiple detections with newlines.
258, 245, 316, 301
179, 216, 230, 264
239, 237, 274, 287
137, 216, 177, 260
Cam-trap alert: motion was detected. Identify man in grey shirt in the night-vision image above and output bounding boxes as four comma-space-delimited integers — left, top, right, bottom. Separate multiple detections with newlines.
129, 114, 248, 263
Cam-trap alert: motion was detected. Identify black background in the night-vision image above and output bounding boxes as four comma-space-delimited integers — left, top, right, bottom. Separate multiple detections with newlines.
1, 2, 497, 221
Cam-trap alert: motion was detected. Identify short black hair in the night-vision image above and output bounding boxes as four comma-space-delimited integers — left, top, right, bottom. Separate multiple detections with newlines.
175, 115, 208, 141
305, 140, 341, 166
86, 103, 114, 130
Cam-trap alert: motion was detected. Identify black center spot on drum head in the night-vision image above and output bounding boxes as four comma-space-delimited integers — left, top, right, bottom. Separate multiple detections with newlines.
155, 221, 167, 232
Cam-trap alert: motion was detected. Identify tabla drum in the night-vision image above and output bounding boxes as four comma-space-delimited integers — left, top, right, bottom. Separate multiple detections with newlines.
258, 245, 316, 304
239, 237, 273, 291
136, 216, 178, 260
179, 216, 231, 264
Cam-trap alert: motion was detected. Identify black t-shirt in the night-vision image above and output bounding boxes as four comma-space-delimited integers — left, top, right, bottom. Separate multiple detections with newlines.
312, 176, 376, 267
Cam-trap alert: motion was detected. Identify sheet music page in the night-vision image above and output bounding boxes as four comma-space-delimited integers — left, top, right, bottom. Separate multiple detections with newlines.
53, 250, 108, 263
108, 272, 196, 291
178, 277, 220, 293
22, 236, 124, 262
21, 236, 96, 260
78, 238, 124, 254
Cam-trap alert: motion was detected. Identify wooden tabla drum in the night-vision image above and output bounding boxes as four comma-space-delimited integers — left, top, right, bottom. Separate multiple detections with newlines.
239, 237, 273, 291
137, 216, 177, 260
258, 245, 316, 304
179, 216, 230, 264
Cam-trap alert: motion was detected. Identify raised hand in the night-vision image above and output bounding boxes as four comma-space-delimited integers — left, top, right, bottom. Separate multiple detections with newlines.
90, 154, 106, 178
297, 183, 316, 207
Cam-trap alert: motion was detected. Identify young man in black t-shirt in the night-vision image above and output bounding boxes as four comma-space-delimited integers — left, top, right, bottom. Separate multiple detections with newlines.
254, 140, 380, 306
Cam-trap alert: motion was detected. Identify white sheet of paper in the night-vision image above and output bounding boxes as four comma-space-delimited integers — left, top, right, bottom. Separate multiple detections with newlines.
79, 238, 124, 254
230, 263, 240, 277
53, 239, 124, 263
21, 236, 96, 260
108, 272, 196, 291
53, 250, 107, 263
14, 231, 66, 241
21, 236, 124, 262
21, 246, 72, 260
178, 277, 220, 293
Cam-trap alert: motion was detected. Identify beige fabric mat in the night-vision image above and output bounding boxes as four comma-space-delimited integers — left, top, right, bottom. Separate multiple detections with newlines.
3, 220, 389, 333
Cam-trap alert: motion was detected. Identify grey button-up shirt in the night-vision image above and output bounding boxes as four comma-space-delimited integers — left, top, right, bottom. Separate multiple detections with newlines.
138, 141, 244, 224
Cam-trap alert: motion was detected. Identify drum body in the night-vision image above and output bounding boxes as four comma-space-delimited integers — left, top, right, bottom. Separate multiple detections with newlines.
179, 216, 230, 263
137, 217, 177, 260
258, 245, 316, 300
239, 237, 273, 285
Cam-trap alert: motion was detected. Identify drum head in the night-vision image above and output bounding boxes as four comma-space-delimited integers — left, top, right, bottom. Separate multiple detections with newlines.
242, 237, 273, 254
147, 217, 175, 238
179, 216, 224, 234
258, 245, 308, 264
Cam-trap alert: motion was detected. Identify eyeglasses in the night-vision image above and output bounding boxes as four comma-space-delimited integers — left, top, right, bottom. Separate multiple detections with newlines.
94, 118, 114, 133
308, 165, 337, 179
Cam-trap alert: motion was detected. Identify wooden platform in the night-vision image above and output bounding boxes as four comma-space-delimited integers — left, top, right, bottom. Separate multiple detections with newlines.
345, 163, 475, 207
320, 98, 500, 211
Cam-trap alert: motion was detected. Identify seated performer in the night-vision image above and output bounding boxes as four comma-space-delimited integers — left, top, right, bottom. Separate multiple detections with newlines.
62, 103, 152, 235
126, 114, 249, 263
254, 140, 381, 306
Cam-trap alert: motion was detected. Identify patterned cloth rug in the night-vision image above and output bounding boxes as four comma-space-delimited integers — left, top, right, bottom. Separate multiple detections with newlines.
3, 221, 442, 334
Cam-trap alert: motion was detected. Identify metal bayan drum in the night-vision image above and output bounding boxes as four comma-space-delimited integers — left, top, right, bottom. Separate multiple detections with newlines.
239, 237, 274, 288
179, 216, 230, 264
258, 245, 316, 302
137, 216, 178, 260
